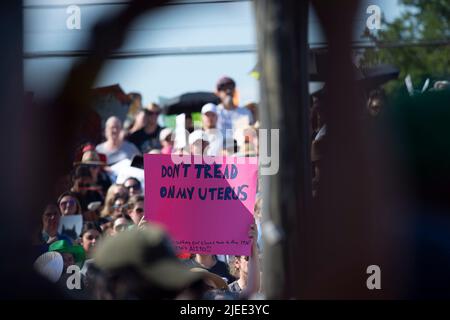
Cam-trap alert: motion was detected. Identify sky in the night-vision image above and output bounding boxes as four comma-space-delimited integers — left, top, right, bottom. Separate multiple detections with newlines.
24, 0, 404, 104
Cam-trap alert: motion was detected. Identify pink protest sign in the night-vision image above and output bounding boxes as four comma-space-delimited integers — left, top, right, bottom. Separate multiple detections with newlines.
144, 154, 258, 256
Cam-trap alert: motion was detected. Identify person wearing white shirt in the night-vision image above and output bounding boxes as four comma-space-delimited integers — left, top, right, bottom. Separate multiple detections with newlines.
96, 116, 141, 165
201, 103, 223, 156
215, 77, 253, 147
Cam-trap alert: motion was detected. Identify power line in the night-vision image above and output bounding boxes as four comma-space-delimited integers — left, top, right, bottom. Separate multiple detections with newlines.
23, 0, 250, 9
24, 39, 450, 59
23, 44, 257, 59
310, 39, 450, 50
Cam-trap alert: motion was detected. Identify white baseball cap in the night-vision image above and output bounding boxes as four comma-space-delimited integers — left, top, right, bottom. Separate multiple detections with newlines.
201, 103, 218, 115
159, 127, 173, 141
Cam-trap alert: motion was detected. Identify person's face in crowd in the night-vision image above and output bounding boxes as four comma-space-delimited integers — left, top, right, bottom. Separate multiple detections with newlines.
100, 221, 113, 236
59, 196, 78, 215
74, 176, 94, 194
62, 252, 75, 271
83, 210, 98, 222
145, 110, 160, 126
134, 110, 148, 129
82, 229, 101, 256
135, 96, 142, 107
114, 185, 128, 200
106, 118, 122, 142
129, 201, 144, 225
112, 198, 127, 218
202, 112, 217, 130
368, 97, 383, 117
217, 84, 236, 109
162, 135, 173, 148
112, 218, 130, 235
42, 204, 61, 235
235, 256, 249, 276
89, 165, 101, 181
124, 179, 141, 197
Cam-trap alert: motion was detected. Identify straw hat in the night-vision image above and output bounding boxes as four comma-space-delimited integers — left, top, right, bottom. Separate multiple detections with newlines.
74, 150, 106, 166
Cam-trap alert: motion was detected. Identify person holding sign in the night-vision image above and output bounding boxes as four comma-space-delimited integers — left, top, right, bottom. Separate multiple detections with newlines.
228, 224, 261, 298
41, 204, 66, 244
33, 203, 73, 258
185, 224, 260, 299
57, 191, 82, 216
181, 134, 236, 283
144, 153, 258, 254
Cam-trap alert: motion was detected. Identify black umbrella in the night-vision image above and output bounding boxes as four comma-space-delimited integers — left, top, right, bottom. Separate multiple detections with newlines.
162, 91, 221, 115
253, 49, 399, 86
309, 50, 365, 82
359, 64, 400, 88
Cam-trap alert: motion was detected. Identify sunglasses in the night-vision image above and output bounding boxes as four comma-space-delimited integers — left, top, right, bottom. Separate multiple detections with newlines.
60, 200, 76, 207
112, 204, 128, 210
218, 85, 235, 92
44, 212, 59, 218
144, 110, 160, 116
79, 183, 93, 188
134, 207, 144, 214
125, 184, 141, 190
114, 224, 128, 232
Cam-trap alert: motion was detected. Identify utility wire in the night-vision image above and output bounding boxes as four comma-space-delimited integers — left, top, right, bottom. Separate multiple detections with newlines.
24, 40, 450, 59
23, 0, 250, 9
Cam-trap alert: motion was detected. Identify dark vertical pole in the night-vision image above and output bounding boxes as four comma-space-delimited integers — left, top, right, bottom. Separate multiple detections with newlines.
254, 0, 311, 299
0, 1, 25, 297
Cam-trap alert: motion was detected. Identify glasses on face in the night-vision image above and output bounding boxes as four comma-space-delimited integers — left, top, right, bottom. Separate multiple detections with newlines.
114, 224, 128, 232
112, 203, 127, 210
60, 200, 76, 208
125, 184, 141, 191
79, 183, 92, 188
44, 212, 59, 218
218, 85, 235, 94
114, 191, 128, 199
144, 110, 160, 116
86, 234, 100, 241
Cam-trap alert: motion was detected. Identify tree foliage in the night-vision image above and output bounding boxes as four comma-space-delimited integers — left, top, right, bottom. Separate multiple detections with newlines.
360, 0, 450, 93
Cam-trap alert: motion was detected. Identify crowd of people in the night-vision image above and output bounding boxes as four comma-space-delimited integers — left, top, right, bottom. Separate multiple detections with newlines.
32, 76, 263, 300
35, 71, 446, 299
29, 57, 450, 300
